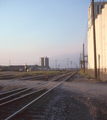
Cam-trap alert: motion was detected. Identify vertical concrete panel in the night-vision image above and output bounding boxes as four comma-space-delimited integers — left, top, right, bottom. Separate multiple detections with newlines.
88, 28, 91, 69
88, 3, 107, 70
88, 29, 91, 69
91, 26, 94, 69
102, 8, 105, 69
105, 4, 107, 68
103, 5, 106, 68
88, 25, 94, 69
87, 29, 90, 69
88, 4, 92, 28
98, 14, 102, 68
95, 18, 98, 68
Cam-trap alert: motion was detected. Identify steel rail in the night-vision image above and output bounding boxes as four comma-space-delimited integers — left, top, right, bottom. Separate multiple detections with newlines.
0, 72, 71, 101
21, 75, 46, 80
0, 87, 26, 97
5, 71, 77, 120
51, 72, 72, 81
0, 72, 72, 102
0, 88, 32, 103
0, 72, 73, 107
65, 71, 78, 81
0, 88, 45, 107
21, 72, 72, 80
5, 82, 62, 120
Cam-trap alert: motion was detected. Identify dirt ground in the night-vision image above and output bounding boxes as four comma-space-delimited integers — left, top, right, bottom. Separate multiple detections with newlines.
0, 72, 107, 120
13, 72, 107, 120
37, 75, 107, 120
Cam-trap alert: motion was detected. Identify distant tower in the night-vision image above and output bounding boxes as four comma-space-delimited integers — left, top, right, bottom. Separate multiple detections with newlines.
44, 57, 49, 67
40, 57, 44, 67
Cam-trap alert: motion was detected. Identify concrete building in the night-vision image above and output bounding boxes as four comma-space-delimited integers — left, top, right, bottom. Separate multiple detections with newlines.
88, 2, 107, 69
0, 64, 49, 71
40, 57, 49, 67
88, 2, 107, 29
44, 57, 49, 67
40, 57, 44, 67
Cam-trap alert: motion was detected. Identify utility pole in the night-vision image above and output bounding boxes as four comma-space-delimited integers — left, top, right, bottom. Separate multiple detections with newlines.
92, 0, 97, 79
55, 60, 57, 70
80, 53, 82, 69
76, 64, 77, 70
9, 60, 11, 71
9, 60, 10, 66
74, 62, 75, 70
67, 58, 69, 70
71, 61, 72, 70
68, 58, 69, 69
83, 44, 85, 73
58, 64, 60, 69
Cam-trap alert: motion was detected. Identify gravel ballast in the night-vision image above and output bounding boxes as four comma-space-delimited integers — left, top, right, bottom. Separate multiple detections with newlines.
0, 73, 107, 120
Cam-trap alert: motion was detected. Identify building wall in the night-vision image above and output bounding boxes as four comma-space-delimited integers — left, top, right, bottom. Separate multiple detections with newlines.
105, 5, 107, 68
88, 2, 107, 29
88, 3, 107, 69
44, 57, 49, 67
40, 57, 44, 67
40, 57, 49, 67
88, 25, 94, 69
37, 66, 49, 71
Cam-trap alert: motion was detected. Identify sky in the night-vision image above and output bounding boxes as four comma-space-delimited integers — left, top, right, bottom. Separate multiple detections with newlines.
0, 0, 92, 68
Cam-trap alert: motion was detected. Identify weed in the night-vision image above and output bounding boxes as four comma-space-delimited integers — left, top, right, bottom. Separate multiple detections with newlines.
13, 71, 64, 78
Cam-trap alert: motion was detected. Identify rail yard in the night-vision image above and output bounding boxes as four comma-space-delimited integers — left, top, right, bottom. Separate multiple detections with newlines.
0, 71, 107, 120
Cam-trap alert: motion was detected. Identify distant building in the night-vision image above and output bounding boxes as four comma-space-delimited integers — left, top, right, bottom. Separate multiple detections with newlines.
40, 57, 49, 67
0, 64, 50, 71
0, 57, 49, 71
0, 65, 25, 71
44, 57, 49, 67
40, 57, 44, 67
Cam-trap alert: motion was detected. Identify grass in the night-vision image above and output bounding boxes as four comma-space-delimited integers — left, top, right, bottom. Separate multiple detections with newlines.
80, 69, 102, 81
79, 69, 91, 79
13, 71, 65, 78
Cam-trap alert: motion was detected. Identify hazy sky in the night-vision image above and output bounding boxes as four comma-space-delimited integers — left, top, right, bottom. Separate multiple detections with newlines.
0, 0, 92, 68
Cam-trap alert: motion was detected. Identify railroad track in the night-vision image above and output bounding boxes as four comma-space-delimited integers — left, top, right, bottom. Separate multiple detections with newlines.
21, 75, 46, 80
0, 71, 77, 120
20, 71, 74, 81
